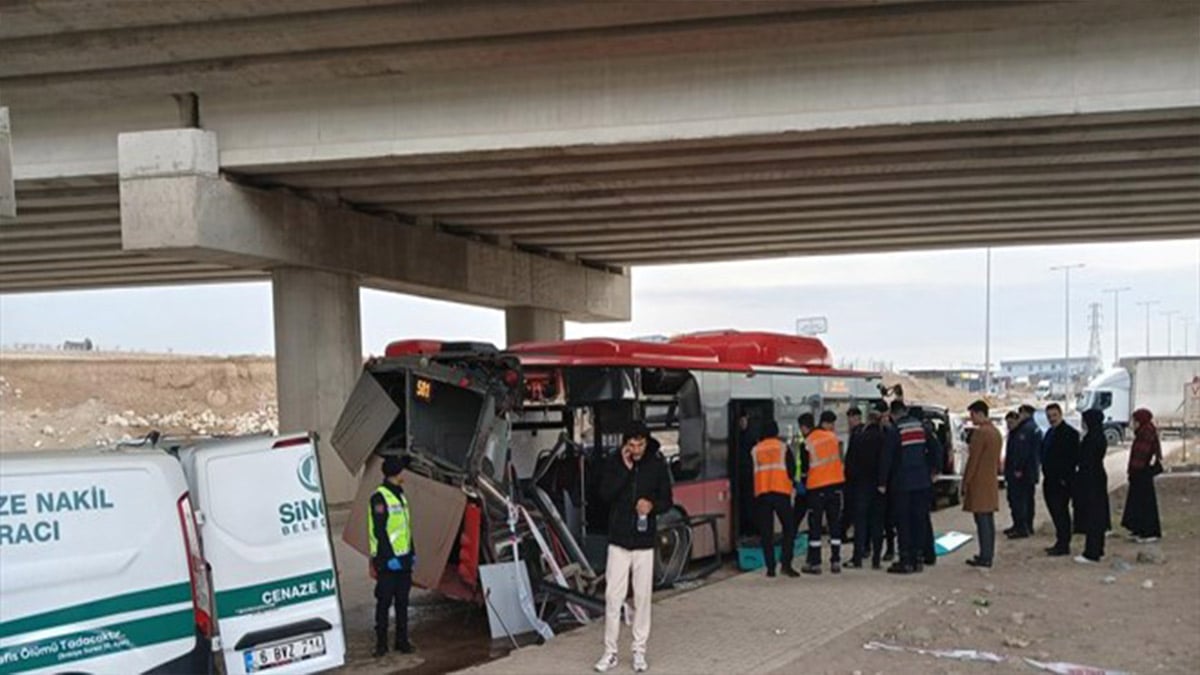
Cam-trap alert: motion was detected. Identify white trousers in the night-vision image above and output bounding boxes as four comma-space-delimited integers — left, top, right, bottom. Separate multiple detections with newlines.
603, 544, 654, 655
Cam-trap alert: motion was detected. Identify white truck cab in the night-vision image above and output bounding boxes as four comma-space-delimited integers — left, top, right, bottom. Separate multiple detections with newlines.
0, 433, 345, 675
1079, 368, 1132, 444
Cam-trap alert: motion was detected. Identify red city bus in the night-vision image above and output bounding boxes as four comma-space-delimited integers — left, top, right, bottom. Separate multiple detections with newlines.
506, 331, 883, 560
335, 331, 945, 612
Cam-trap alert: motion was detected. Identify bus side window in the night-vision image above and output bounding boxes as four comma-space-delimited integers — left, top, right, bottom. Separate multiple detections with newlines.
671, 378, 704, 482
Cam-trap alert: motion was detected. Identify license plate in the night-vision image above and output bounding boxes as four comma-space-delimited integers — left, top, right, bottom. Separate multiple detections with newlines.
244, 634, 326, 672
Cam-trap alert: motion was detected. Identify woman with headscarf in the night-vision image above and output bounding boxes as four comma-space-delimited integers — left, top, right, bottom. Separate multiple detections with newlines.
1121, 408, 1163, 543
1074, 409, 1110, 563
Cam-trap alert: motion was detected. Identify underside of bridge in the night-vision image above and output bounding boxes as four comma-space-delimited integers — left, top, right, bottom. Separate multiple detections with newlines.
4, 0, 1199, 292
2, 0, 1198, 499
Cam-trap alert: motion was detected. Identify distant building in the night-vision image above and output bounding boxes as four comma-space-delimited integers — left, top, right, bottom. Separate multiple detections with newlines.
1000, 356, 1099, 382
905, 368, 990, 393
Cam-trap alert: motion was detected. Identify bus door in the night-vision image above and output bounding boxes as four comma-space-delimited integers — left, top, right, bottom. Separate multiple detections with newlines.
728, 400, 775, 547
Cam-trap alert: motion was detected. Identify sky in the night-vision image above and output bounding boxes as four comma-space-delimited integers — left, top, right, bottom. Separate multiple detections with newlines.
1, 238, 1197, 369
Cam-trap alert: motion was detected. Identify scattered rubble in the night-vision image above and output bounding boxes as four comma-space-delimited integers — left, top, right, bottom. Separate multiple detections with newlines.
1136, 547, 1167, 565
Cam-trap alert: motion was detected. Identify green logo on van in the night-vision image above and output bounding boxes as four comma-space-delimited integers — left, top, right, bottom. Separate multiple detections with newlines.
298, 454, 320, 494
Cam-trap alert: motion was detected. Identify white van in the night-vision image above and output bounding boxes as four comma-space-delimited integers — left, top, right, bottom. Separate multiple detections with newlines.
0, 433, 345, 675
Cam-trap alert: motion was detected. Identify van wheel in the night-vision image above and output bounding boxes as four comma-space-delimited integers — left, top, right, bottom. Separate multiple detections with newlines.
1104, 427, 1123, 445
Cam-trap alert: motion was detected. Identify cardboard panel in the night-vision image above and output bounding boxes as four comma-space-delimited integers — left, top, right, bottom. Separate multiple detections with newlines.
343, 458, 467, 590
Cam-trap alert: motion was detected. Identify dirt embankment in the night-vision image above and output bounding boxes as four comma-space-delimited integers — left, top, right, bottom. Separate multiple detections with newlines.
0, 352, 277, 452
883, 372, 988, 412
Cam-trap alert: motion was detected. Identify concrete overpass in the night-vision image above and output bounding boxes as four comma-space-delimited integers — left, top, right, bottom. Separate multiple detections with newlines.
2, 0, 1199, 498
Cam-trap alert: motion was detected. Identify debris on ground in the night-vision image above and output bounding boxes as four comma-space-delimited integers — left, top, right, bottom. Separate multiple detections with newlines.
1142, 579, 1155, 590
1110, 557, 1133, 572
1024, 658, 1131, 674
1101, 576, 1117, 584
1004, 636, 1031, 649
1136, 547, 1167, 565
863, 641, 1005, 664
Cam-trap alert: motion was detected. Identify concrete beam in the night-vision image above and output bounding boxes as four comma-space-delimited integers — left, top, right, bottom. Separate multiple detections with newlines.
1, 108, 13, 221
505, 306, 565, 346
273, 266, 361, 503
116, 129, 629, 322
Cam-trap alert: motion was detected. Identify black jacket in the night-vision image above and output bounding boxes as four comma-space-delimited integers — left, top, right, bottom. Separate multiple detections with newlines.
845, 422, 884, 488
880, 416, 941, 492
1076, 410, 1112, 531
1042, 422, 1080, 486
599, 443, 674, 550
1005, 418, 1042, 484
370, 482, 415, 572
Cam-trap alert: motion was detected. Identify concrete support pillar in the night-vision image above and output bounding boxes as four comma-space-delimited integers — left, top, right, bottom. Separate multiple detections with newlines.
506, 306, 565, 346
0, 108, 14, 221
273, 266, 362, 503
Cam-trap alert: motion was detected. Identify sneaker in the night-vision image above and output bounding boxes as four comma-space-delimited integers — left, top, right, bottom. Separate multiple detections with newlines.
395, 640, 415, 654
965, 557, 992, 568
844, 559, 863, 569
632, 652, 648, 673
886, 562, 915, 575
594, 652, 619, 673
1073, 555, 1097, 564
782, 566, 800, 578
1006, 530, 1031, 540
831, 561, 842, 574
1046, 548, 1070, 557
1136, 536, 1161, 544
801, 564, 822, 575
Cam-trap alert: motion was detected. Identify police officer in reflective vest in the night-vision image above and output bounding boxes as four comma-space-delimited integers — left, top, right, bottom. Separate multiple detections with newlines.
370, 455, 415, 657
751, 420, 799, 578
800, 411, 847, 575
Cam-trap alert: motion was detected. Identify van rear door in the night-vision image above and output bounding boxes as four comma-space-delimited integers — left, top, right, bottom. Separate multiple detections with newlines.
179, 434, 345, 675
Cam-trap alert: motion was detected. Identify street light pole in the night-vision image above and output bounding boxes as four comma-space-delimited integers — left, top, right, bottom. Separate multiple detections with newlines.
1137, 300, 1161, 355
1162, 310, 1180, 355
984, 248, 992, 395
1103, 287, 1131, 366
1051, 263, 1085, 404
1181, 316, 1192, 355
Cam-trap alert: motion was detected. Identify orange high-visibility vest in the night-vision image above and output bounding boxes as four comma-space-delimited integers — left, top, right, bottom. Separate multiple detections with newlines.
752, 438, 793, 497
805, 429, 846, 490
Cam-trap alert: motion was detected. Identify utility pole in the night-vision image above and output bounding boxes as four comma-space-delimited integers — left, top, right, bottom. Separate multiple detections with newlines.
1137, 300, 1160, 355
1103, 287, 1131, 366
984, 248, 992, 395
1051, 264, 1085, 404
1087, 302, 1103, 373
1163, 310, 1180, 355
1181, 316, 1193, 355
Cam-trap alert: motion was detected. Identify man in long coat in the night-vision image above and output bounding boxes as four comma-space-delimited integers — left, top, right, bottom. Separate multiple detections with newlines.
962, 400, 1002, 567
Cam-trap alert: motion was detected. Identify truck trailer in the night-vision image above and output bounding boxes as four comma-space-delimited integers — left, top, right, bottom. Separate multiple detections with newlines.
1079, 357, 1200, 442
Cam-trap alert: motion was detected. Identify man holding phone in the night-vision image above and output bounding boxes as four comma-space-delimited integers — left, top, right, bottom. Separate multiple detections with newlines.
595, 422, 673, 673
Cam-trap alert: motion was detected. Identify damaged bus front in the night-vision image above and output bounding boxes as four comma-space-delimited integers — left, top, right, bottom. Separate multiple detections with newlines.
331, 342, 616, 632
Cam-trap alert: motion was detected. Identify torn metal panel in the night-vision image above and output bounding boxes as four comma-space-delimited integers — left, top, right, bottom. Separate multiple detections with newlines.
332, 371, 401, 475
